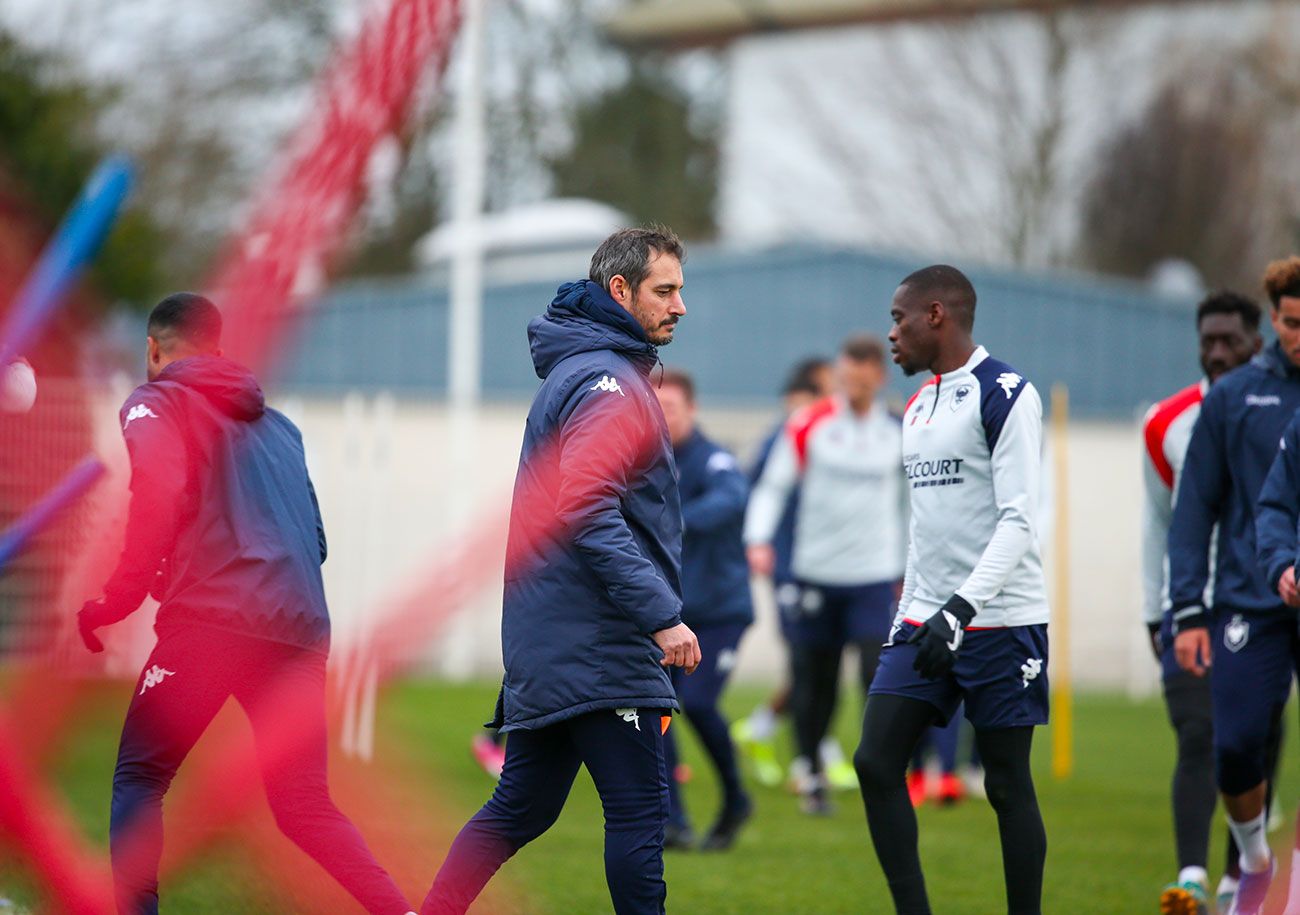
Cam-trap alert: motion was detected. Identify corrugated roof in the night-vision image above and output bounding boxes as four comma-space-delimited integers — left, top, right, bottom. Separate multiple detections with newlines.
605, 0, 1189, 48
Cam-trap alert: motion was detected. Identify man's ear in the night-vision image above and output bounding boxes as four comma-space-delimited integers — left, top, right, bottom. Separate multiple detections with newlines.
928, 301, 944, 328
608, 275, 631, 308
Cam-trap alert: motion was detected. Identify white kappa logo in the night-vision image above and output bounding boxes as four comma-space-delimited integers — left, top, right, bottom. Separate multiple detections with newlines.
615, 708, 640, 730
590, 375, 625, 396
139, 665, 176, 695
1020, 658, 1042, 688
996, 373, 1023, 399
123, 403, 159, 430
716, 648, 737, 675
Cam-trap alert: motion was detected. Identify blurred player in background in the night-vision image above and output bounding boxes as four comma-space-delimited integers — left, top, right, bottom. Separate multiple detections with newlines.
76, 293, 414, 915
1171, 256, 1300, 915
654, 369, 754, 851
745, 335, 907, 815
421, 228, 699, 915
857, 265, 1049, 915
732, 357, 831, 788
1141, 290, 1275, 915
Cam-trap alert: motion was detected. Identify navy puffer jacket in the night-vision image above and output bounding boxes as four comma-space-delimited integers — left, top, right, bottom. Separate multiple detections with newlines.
494, 279, 683, 731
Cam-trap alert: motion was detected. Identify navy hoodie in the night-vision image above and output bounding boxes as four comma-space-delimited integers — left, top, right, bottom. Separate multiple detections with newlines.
675, 429, 754, 630
495, 279, 683, 731
103, 355, 330, 651
1168, 342, 1300, 621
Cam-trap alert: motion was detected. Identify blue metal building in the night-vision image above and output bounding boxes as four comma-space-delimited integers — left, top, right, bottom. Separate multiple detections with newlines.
278, 244, 1204, 418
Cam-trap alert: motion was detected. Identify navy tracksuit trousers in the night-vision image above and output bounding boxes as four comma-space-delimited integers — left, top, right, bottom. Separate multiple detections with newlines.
421, 707, 672, 915
110, 624, 410, 915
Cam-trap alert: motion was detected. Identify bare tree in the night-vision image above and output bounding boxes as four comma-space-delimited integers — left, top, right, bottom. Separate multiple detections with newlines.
1076, 13, 1300, 292
755, 8, 1117, 268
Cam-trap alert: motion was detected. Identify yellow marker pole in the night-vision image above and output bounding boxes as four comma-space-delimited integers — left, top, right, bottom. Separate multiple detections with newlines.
1051, 383, 1073, 779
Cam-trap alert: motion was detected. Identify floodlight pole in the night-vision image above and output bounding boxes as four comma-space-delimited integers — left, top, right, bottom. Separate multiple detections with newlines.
448, 0, 486, 420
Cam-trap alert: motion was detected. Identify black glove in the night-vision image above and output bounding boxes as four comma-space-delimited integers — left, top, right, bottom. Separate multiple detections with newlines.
77, 599, 127, 653
908, 594, 976, 680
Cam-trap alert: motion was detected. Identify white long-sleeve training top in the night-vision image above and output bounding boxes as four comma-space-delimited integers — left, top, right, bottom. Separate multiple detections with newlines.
744, 396, 908, 586
895, 345, 1050, 630
1140, 381, 1208, 626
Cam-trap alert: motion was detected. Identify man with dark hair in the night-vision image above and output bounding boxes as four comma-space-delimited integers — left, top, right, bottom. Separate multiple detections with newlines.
1141, 289, 1266, 914
1172, 255, 1300, 915
732, 357, 832, 789
77, 293, 414, 915
745, 333, 906, 815
856, 265, 1049, 914
420, 227, 699, 915
653, 369, 754, 851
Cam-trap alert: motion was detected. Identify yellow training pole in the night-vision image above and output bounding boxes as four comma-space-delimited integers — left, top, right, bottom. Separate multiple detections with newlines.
1051, 383, 1073, 779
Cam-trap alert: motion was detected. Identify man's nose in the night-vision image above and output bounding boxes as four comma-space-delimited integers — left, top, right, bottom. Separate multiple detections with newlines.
671, 294, 686, 315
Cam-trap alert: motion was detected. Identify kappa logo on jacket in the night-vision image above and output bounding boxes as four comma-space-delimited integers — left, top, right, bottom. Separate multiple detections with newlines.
139, 664, 176, 695
590, 375, 625, 396
616, 708, 640, 730
996, 373, 1023, 399
123, 403, 159, 430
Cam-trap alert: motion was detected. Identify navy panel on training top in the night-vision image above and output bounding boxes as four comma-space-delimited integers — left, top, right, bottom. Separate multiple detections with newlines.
972, 355, 1027, 453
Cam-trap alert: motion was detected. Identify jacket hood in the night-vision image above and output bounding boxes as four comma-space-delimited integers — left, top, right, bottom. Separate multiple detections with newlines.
528, 279, 659, 380
158, 354, 265, 421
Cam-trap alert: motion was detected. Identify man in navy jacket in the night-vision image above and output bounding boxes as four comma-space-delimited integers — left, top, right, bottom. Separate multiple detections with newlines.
421, 228, 700, 915
655, 369, 754, 851
78, 293, 412, 915
1169, 256, 1300, 914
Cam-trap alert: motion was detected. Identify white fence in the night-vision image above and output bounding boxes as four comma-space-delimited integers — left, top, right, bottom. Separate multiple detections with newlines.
37, 384, 1157, 698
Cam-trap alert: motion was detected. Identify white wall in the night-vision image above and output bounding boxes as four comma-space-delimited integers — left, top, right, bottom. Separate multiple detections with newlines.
279, 396, 1155, 695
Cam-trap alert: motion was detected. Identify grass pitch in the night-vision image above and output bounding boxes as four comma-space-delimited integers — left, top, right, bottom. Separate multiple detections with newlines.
4, 679, 1295, 913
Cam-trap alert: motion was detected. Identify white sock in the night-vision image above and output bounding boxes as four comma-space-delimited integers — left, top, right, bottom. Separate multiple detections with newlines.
1227, 811, 1271, 874
1177, 865, 1208, 888
1218, 874, 1239, 897
749, 705, 776, 741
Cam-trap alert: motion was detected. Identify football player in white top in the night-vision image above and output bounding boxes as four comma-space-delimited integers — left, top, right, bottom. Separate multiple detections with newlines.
854, 265, 1048, 915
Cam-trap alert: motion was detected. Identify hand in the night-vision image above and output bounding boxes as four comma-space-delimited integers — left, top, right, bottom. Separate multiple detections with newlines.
1280, 566, 1300, 608
653, 622, 701, 675
908, 594, 976, 680
1174, 628, 1211, 676
746, 544, 774, 578
77, 600, 112, 653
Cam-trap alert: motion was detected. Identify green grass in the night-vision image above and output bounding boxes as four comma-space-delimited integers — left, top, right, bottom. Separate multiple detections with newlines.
3, 680, 1295, 913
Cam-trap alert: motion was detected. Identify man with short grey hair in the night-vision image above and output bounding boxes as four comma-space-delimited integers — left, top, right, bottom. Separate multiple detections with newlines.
420, 227, 699, 915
